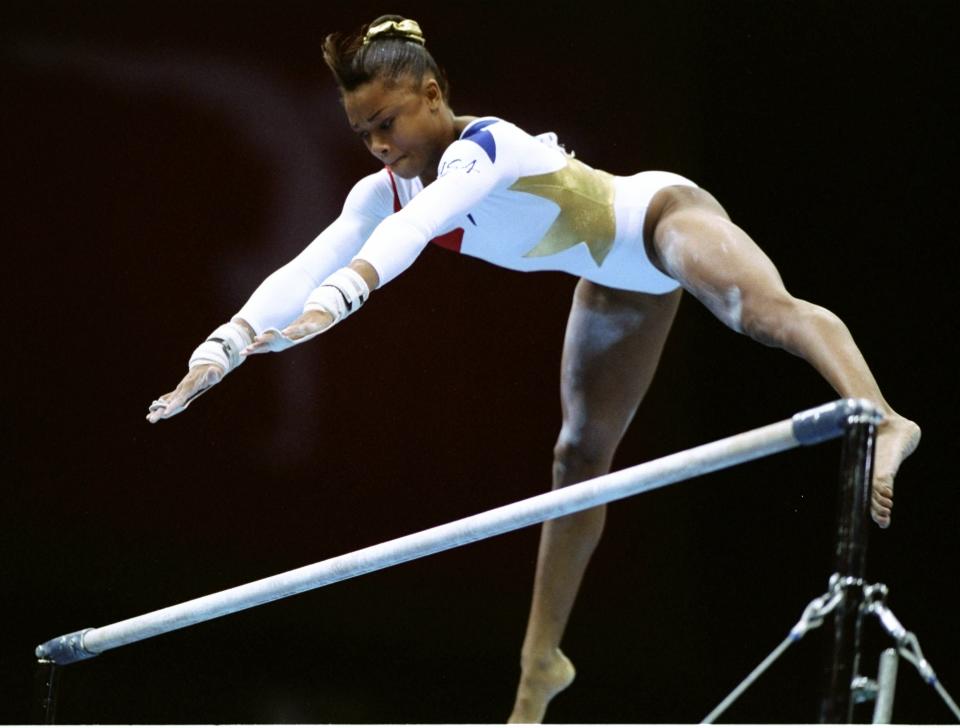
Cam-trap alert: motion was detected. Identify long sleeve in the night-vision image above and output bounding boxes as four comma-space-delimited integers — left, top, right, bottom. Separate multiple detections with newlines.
352, 136, 510, 285
235, 171, 392, 333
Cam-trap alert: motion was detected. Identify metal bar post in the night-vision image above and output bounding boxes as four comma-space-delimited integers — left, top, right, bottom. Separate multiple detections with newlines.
819, 411, 879, 723
33, 660, 59, 724
872, 648, 899, 723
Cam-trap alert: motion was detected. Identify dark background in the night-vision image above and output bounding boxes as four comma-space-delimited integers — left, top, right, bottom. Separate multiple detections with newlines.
3, 1, 957, 724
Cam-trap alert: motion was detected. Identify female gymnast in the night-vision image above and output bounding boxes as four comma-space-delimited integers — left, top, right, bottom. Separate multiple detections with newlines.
147, 15, 921, 723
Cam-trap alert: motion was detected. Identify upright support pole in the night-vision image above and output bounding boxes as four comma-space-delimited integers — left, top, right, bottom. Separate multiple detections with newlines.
872, 648, 899, 723
819, 413, 878, 723
34, 660, 59, 724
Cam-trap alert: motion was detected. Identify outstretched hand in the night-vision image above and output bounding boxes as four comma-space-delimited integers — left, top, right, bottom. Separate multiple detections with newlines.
146, 311, 333, 423
243, 310, 335, 355
147, 363, 224, 423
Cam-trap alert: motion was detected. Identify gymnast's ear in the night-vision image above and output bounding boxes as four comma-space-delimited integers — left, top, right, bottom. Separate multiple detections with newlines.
422, 76, 444, 110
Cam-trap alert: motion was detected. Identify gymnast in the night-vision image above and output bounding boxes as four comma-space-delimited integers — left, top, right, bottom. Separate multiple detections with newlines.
147, 15, 921, 723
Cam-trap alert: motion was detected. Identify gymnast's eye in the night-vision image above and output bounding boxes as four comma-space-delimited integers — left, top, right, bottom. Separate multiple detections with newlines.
379, 117, 394, 131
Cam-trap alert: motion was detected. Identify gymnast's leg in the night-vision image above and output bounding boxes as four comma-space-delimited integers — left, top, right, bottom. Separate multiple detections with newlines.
508, 280, 681, 724
646, 186, 920, 528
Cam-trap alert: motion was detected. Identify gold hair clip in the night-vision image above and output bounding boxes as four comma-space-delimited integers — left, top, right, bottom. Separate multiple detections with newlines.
363, 19, 426, 46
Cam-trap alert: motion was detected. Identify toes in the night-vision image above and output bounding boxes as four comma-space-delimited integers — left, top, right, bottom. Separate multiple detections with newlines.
871, 502, 892, 528
872, 492, 893, 509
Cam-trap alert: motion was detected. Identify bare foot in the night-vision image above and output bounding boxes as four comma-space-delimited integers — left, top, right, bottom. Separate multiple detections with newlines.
872, 413, 921, 528
508, 648, 576, 724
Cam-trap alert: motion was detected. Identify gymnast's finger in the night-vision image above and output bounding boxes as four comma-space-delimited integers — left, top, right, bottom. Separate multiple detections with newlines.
243, 330, 279, 355
280, 322, 319, 341
146, 391, 176, 423
282, 310, 335, 341
147, 366, 222, 423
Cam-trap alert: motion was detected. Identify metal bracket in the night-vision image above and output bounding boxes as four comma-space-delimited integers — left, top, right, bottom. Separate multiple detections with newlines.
789, 574, 852, 640
851, 675, 879, 704
704, 576, 960, 723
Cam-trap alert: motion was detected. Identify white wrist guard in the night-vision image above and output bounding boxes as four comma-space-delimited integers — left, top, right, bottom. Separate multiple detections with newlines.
188, 321, 253, 374
303, 267, 370, 325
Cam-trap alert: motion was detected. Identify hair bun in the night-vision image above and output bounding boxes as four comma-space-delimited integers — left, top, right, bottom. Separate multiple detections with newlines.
363, 18, 426, 46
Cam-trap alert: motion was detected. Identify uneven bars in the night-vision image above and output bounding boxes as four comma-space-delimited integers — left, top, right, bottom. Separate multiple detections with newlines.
36, 398, 880, 666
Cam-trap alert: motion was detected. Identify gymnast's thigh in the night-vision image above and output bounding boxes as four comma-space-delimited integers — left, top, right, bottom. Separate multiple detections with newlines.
558, 279, 681, 446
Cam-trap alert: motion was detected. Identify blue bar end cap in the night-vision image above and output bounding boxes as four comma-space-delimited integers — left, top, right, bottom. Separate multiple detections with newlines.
792, 399, 883, 446
36, 629, 97, 665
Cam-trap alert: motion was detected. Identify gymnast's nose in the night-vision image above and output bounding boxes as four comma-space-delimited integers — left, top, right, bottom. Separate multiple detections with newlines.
369, 133, 391, 161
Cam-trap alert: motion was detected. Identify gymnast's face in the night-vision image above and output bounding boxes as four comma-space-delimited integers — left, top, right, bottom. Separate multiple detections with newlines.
344, 74, 451, 181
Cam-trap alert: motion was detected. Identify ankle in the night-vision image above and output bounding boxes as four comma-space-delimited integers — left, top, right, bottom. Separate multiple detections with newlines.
521, 646, 574, 677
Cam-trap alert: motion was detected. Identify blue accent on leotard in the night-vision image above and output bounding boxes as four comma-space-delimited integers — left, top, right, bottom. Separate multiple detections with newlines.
461, 119, 498, 163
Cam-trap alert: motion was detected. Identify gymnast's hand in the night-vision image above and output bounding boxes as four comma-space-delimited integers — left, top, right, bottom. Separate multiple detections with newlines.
243, 310, 336, 355
146, 364, 224, 424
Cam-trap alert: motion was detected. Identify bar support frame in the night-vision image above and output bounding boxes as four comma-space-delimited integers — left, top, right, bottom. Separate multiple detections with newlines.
819, 412, 878, 723
41, 398, 927, 724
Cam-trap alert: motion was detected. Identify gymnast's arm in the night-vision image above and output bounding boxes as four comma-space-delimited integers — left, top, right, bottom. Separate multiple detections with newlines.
245, 140, 505, 353
146, 173, 389, 423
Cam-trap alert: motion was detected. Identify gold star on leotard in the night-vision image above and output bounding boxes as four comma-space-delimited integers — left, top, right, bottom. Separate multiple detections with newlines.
509, 158, 617, 266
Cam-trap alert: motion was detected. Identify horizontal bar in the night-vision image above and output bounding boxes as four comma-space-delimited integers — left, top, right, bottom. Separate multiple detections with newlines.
36, 399, 880, 665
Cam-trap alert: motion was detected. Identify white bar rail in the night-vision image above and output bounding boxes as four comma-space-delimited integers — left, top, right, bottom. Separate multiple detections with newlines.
36, 399, 879, 665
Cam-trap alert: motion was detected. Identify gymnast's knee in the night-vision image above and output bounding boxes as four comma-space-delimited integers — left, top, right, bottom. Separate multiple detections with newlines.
552, 430, 618, 486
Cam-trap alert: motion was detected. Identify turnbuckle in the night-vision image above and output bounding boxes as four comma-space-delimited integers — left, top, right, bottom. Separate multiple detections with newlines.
789, 574, 856, 640
863, 583, 937, 686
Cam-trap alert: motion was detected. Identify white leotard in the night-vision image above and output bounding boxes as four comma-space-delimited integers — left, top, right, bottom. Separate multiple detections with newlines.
237, 117, 695, 334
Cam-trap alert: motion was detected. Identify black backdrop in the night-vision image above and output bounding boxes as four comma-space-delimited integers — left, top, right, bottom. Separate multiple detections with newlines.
3, 1, 958, 724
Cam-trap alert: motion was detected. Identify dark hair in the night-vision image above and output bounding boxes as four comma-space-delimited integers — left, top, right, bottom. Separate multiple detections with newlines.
322, 15, 450, 99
